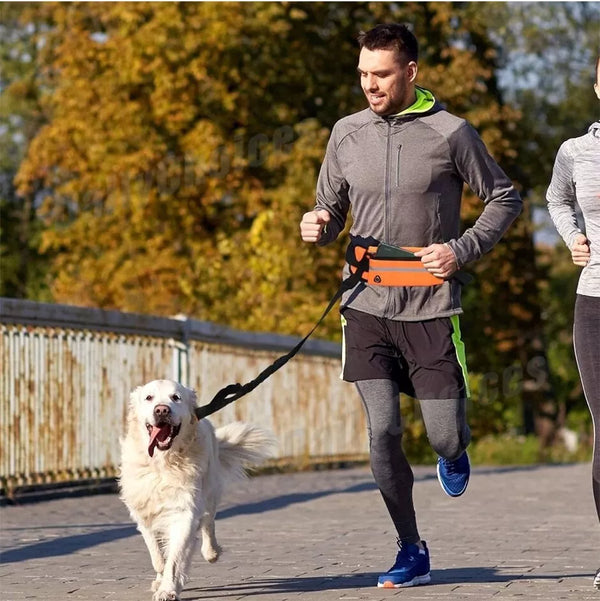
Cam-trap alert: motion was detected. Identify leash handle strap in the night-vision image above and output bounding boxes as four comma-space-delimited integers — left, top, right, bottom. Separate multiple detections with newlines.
194, 259, 368, 420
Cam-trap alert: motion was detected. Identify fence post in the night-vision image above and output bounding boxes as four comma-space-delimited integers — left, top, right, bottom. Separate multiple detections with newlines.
172, 315, 191, 385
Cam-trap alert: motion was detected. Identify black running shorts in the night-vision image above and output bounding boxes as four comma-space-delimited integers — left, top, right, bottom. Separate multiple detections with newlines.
341, 307, 469, 400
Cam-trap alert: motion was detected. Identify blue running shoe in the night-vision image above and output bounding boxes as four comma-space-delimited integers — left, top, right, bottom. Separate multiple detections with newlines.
437, 451, 470, 497
377, 541, 431, 588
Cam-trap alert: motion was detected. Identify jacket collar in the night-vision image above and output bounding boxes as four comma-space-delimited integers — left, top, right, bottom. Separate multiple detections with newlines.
367, 87, 441, 125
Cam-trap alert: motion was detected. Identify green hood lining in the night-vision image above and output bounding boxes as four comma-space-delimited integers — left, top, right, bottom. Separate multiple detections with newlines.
395, 86, 435, 117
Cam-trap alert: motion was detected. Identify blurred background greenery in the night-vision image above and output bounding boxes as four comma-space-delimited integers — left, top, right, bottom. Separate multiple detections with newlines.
1, 1, 599, 464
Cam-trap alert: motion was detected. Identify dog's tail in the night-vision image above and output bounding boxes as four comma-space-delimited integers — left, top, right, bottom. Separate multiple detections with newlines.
215, 422, 276, 481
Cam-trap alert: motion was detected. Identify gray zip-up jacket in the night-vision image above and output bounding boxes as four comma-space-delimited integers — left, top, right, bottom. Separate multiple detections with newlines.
315, 100, 523, 320
546, 121, 600, 298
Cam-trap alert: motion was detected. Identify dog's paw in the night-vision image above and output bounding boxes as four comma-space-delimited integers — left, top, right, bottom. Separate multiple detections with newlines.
201, 542, 221, 563
153, 591, 179, 601
151, 575, 162, 592
202, 548, 220, 563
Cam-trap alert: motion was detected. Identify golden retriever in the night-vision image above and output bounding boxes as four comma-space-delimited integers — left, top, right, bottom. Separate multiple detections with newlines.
119, 379, 275, 601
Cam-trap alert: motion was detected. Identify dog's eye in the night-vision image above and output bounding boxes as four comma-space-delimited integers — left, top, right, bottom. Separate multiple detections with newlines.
145, 395, 153, 401
171, 393, 181, 402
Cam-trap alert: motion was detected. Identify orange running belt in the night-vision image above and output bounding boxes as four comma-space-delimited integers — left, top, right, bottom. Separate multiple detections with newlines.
351, 244, 444, 287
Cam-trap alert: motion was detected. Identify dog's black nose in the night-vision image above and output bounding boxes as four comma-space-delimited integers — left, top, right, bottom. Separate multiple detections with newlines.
154, 404, 171, 418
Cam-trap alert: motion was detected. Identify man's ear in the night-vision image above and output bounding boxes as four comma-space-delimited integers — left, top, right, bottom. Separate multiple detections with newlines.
407, 61, 418, 83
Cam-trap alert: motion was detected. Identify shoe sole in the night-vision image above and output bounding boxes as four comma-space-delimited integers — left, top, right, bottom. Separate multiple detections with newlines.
436, 462, 468, 497
377, 573, 431, 588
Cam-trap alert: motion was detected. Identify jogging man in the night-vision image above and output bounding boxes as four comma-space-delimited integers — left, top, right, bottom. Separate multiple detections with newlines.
300, 23, 522, 588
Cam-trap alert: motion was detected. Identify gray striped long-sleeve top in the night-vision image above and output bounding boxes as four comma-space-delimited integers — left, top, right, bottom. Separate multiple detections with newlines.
546, 121, 600, 297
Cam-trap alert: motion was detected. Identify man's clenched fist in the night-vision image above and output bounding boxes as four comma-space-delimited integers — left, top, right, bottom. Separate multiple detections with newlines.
300, 209, 331, 243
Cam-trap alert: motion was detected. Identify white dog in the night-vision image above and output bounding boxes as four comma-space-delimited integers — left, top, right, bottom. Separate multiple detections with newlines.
119, 379, 275, 601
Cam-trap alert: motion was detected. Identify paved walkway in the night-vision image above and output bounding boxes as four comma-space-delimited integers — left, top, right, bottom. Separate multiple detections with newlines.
1, 463, 598, 600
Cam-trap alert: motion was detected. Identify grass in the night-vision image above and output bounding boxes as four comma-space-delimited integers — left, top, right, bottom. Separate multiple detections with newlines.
468, 433, 592, 466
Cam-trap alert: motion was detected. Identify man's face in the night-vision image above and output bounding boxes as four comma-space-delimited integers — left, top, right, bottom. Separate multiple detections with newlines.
358, 47, 417, 116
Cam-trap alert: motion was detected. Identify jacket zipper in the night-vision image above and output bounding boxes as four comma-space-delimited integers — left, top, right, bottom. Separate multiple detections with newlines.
384, 121, 393, 315
384, 122, 392, 243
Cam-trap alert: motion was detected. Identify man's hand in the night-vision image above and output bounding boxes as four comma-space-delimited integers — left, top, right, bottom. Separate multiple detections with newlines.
414, 243, 458, 279
571, 233, 591, 266
300, 209, 331, 243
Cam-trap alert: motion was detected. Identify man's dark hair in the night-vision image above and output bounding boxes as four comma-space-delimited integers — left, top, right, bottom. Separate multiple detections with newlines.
357, 23, 418, 64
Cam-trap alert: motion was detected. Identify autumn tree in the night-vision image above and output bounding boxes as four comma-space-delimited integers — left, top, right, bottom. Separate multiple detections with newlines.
15, 2, 377, 333
13, 1, 587, 448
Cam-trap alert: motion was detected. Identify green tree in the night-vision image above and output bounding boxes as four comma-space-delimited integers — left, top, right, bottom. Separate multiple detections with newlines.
0, 3, 51, 299
488, 1, 600, 444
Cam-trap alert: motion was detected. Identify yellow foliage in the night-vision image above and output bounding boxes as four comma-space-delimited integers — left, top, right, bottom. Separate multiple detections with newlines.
15, 2, 527, 347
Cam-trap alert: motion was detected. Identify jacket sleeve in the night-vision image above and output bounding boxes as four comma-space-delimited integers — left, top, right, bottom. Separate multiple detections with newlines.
313, 124, 350, 246
445, 122, 523, 267
545, 140, 581, 249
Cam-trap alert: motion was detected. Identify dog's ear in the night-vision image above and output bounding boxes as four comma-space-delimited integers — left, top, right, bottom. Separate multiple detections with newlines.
178, 384, 197, 403
125, 386, 144, 433
180, 385, 199, 420
129, 386, 143, 404
190, 388, 199, 415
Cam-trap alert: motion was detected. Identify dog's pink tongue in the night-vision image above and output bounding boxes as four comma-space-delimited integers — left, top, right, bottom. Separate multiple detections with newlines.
148, 425, 169, 457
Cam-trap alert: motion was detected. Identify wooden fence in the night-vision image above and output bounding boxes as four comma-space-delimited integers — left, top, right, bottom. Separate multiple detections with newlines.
0, 298, 367, 499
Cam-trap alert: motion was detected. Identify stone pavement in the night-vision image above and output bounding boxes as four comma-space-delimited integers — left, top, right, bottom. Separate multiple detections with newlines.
0, 463, 598, 601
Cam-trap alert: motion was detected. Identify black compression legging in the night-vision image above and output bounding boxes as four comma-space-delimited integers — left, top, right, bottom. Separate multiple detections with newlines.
573, 294, 600, 523
356, 378, 470, 545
